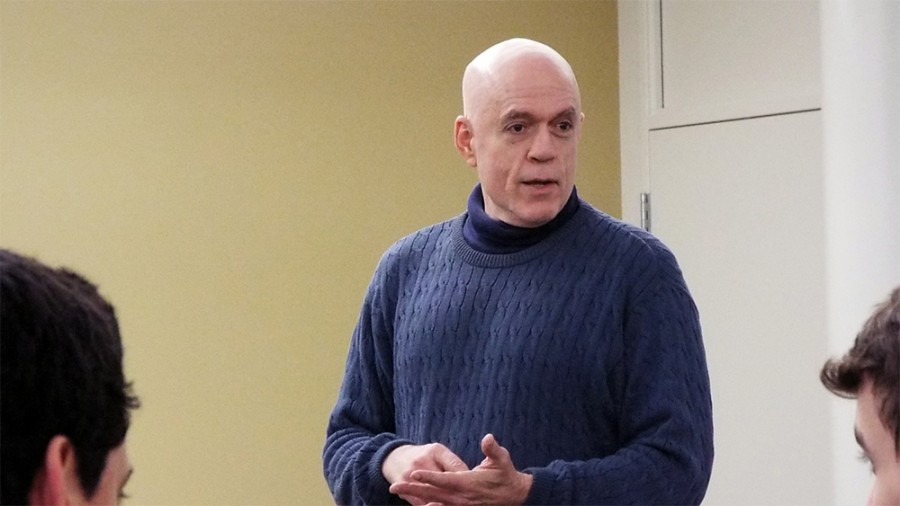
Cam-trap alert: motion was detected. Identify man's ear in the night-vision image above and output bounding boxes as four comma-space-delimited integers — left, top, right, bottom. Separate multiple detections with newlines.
29, 435, 85, 505
454, 116, 477, 168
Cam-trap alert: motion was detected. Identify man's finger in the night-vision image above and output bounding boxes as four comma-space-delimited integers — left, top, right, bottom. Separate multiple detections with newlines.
390, 480, 457, 504
480, 433, 510, 464
408, 469, 466, 489
396, 493, 429, 506
433, 445, 470, 472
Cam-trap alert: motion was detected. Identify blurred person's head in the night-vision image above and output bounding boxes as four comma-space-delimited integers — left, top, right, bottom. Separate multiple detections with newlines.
1, 249, 140, 505
821, 287, 900, 506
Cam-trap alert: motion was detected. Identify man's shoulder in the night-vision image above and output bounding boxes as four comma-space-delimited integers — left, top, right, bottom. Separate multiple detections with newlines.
577, 202, 668, 255
575, 201, 684, 280
379, 215, 462, 266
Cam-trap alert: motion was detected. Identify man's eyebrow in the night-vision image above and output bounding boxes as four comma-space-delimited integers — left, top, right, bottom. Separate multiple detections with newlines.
552, 107, 578, 121
501, 107, 578, 124
501, 110, 536, 123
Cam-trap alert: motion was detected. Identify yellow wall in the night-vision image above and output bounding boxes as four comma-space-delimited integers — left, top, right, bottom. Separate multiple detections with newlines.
0, 2, 619, 503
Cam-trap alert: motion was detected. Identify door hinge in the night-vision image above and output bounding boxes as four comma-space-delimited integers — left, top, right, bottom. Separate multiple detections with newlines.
640, 192, 652, 232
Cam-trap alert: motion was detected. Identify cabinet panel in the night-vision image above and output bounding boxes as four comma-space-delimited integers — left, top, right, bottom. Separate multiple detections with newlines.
651, 0, 820, 128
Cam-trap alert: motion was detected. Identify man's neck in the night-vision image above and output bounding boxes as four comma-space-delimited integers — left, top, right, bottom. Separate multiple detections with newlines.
463, 184, 579, 254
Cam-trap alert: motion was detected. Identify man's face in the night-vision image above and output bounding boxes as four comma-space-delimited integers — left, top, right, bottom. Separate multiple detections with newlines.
855, 379, 900, 506
461, 55, 582, 228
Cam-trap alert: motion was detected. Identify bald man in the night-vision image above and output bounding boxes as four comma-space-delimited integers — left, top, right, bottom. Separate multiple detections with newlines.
323, 39, 713, 505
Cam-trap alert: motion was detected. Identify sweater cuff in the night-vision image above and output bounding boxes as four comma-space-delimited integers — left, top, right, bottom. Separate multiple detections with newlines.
522, 467, 556, 505
368, 437, 415, 496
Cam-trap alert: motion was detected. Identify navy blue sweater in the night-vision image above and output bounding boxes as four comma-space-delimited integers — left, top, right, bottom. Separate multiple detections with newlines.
324, 196, 714, 505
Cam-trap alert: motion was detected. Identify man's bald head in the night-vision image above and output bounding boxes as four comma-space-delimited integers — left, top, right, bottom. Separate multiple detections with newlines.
453, 38, 584, 228
461, 38, 581, 123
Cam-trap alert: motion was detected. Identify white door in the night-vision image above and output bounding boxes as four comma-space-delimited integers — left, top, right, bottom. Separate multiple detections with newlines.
649, 111, 829, 505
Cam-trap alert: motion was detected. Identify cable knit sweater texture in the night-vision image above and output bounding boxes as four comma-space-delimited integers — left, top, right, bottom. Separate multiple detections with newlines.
324, 199, 714, 505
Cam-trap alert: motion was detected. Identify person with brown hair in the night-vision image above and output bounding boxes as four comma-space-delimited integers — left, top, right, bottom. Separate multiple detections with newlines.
821, 286, 900, 506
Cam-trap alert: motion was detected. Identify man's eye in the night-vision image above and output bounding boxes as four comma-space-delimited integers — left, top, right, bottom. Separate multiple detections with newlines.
508, 124, 525, 133
558, 121, 573, 131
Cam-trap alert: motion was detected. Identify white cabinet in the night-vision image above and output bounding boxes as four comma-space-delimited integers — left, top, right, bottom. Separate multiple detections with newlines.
651, 0, 820, 128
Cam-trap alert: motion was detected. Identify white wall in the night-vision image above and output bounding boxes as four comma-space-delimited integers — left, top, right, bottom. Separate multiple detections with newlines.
821, 1, 900, 503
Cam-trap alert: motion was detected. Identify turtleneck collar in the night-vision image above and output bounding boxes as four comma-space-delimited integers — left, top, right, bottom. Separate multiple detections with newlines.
463, 183, 580, 254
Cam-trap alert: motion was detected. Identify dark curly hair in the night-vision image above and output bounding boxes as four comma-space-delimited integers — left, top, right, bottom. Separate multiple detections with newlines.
820, 286, 900, 454
1, 249, 140, 504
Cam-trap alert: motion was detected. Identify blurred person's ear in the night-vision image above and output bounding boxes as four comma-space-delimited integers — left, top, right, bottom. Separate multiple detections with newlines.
29, 435, 83, 505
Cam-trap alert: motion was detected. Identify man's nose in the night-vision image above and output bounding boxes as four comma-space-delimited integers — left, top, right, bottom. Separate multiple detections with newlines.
527, 127, 556, 163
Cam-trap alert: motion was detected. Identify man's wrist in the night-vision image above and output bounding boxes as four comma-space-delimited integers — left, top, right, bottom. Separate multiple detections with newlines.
515, 471, 534, 504
381, 444, 412, 484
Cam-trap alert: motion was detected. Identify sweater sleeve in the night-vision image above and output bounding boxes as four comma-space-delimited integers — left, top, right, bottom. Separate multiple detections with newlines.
523, 252, 714, 505
323, 253, 413, 505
